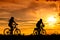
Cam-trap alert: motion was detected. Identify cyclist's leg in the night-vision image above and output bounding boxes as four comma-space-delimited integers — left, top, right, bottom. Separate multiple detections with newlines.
10, 26, 13, 35
41, 27, 43, 30
38, 29, 40, 35
41, 27, 45, 31
36, 25, 41, 35
37, 27, 41, 35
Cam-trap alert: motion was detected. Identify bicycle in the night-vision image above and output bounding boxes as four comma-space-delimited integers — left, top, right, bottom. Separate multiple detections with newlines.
33, 27, 46, 35
3, 24, 21, 35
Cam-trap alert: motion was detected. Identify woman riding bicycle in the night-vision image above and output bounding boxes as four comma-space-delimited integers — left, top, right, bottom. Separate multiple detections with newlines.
36, 18, 45, 35
8, 17, 18, 35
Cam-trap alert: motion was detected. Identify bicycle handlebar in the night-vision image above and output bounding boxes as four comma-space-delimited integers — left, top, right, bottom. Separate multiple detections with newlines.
13, 24, 18, 28
13, 24, 18, 25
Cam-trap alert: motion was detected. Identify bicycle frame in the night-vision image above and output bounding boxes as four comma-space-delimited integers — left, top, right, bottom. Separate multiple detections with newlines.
33, 27, 46, 35
12, 24, 21, 35
13, 24, 18, 29
4, 24, 21, 35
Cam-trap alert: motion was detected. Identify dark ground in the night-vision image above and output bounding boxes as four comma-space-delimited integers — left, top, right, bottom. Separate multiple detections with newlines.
0, 34, 60, 40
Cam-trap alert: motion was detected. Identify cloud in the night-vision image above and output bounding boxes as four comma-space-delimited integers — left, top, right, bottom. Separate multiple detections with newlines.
0, 18, 8, 20
8, 2, 57, 20
0, 11, 11, 18
0, 1, 57, 23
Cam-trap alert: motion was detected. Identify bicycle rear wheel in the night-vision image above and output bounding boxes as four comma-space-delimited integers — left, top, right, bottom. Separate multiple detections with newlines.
33, 29, 38, 35
4, 28, 10, 35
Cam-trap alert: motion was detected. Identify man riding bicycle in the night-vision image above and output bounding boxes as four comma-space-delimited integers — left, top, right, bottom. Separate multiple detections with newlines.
36, 19, 45, 35
8, 17, 18, 35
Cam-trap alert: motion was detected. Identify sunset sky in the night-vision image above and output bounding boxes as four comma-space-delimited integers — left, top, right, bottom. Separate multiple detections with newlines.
0, 0, 60, 35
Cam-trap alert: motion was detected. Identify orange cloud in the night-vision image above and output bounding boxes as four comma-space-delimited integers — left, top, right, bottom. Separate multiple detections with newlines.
0, 1, 59, 35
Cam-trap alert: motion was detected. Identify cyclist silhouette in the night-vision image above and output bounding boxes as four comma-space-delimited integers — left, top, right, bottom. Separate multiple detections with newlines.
36, 19, 45, 35
8, 17, 18, 35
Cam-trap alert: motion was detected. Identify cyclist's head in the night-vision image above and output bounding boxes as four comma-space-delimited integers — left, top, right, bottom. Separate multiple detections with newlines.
11, 17, 14, 19
39, 19, 42, 22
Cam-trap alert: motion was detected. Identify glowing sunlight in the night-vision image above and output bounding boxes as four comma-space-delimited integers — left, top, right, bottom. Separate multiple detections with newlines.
47, 16, 57, 26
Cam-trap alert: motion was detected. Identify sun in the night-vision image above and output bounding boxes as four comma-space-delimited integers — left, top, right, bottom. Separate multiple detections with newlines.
47, 16, 56, 26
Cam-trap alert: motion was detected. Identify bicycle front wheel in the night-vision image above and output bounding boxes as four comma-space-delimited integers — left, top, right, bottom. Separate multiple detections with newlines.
40, 29, 46, 35
14, 29, 21, 35
4, 28, 10, 35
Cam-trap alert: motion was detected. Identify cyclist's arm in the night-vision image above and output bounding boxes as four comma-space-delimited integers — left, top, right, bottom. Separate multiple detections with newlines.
42, 22, 45, 27
13, 20, 17, 24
